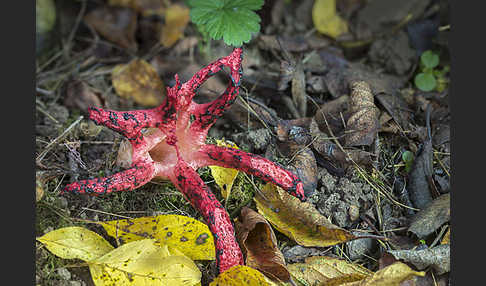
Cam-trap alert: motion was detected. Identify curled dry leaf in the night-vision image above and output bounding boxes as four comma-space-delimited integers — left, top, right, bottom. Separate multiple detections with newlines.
345, 81, 380, 147
161, 4, 190, 47
254, 183, 355, 247
234, 207, 290, 283
84, 6, 138, 52
288, 256, 372, 285
89, 239, 201, 286
408, 193, 450, 239
209, 265, 271, 286
388, 244, 450, 275
111, 59, 166, 106
97, 214, 215, 261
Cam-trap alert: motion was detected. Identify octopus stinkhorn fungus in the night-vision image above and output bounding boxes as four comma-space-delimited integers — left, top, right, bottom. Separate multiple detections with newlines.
62, 48, 306, 273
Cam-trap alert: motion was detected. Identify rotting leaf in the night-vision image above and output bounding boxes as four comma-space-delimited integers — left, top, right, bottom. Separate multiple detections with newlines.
209, 265, 271, 286
84, 6, 138, 52
345, 81, 380, 147
388, 244, 450, 275
111, 59, 166, 106
97, 214, 215, 261
89, 239, 201, 286
254, 183, 355, 247
161, 4, 190, 47
209, 139, 240, 200
234, 207, 290, 283
408, 193, 450, 239
288, 256, 372, 285
312, 0, 349, 39
37, 227, 114, 262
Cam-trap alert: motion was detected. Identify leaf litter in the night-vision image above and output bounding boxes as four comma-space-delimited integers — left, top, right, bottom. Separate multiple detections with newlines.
36, 0, 451, 284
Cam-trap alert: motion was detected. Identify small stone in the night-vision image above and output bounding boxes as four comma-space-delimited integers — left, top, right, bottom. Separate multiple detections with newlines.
346, 232, 376, 260
348, 205, 360, 222
56, 268, 71, 280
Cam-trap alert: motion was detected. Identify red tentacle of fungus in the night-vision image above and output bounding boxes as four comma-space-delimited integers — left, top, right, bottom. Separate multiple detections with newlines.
62, 48, 306, 273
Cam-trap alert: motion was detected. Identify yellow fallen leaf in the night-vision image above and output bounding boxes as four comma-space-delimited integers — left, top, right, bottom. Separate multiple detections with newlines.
161, 4, 190, 47
341, 262, 425, 286
97, 214, 215, 261
210, 265, 271, 286
209, 140, 240, 200
441, 227, 450, 245
112, 59, 165, 106
255, 183, 355, 247
36, 226, 114, 262
288, 257, 423, 286
288, 256, 372, 285
89, 239, 201, 286
312, 0, 348, 39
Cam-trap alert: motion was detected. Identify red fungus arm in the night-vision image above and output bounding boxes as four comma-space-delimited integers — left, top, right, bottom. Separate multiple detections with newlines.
170, 158, 244, 273
199, 144, 306, 201
89, 106, 168, 145
190, 48, 243, 131
62, 162, 156, 195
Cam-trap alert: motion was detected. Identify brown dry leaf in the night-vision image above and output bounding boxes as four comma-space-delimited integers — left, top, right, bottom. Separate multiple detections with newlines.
341, 262, 425, 286
345, 81, 380, 147
84, 6, 137, 52
408, 193, 450, 239
276, 120, 317, 197
310, 118, 372, 166
64, 80, 104, 113
278, 58, 307, 118
161, 4, 190, 47
254, 183, 355, 247
288, 256, 372, 285
112, 59, 166, 106
234, 207, 290, 283
108, 0, 168, 17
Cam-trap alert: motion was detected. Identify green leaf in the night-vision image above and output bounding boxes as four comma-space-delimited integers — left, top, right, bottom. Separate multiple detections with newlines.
402, 151, 414, 173
420, 50, 439, 69
188, 0, 264, 46
414, 73, 437, 92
